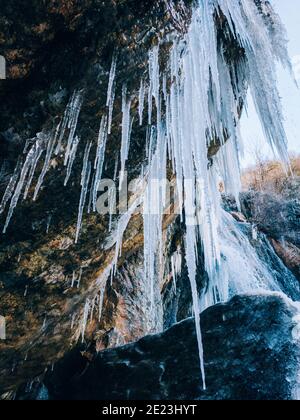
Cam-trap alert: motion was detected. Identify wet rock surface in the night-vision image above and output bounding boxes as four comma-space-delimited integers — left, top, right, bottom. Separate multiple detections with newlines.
37, 294, 300, 401
0, 0, 197, 396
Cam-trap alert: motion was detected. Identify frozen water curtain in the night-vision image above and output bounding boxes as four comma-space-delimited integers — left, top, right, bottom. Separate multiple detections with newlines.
0, 0, 293, 389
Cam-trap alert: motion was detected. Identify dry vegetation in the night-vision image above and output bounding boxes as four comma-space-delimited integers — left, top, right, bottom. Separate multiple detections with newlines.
242, 154, 300, 197
239, 154, 300, 279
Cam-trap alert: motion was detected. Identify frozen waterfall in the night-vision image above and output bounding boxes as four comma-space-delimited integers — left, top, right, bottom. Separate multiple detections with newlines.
0, 0, 295, 390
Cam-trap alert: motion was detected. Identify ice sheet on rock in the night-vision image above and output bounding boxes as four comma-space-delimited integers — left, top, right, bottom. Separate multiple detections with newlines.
218, 210, 300, 302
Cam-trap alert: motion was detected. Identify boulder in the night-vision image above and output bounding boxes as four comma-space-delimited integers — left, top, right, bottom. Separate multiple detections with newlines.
43, 293, 300, 400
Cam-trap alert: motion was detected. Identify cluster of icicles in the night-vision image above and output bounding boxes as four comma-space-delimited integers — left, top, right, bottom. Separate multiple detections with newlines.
0, 0, 293, 389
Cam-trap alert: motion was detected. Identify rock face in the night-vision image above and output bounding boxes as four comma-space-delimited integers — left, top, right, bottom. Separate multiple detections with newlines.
38, 294, 300, 401
239, 190, 300, 283
0, 0, 195, 395
271, 239, 300, 282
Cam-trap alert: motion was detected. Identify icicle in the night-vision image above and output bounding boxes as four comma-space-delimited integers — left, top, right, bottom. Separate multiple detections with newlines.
148, 45, 160, 125
75, 142, 92, 243
64, 135, 80, 187
110, 196, 142, 275
33, 131, 57, 201
87, 172, 95, 214
71, 271, 76, 288
119, 85, 132, 186
77, 267, 83, 289
81, 298, 90, 343
64, 92, 83, 165
3, 139, 45, 233
142, 119, 166, 332
138, 79, 145, 126
215, 0, 289, 162
23, 135, 46, 200
0, 159, 21, 215
92, 115, 108, 211
162, 74, 166, 100
106, 53, 117, 107
98, 287, 105, 322
108, 186, 116, 232
71, 313, 76, 330
90, 297, 96, 323
46, 214, 52, 234
185, 225, 206, 390
171, 246, 182, 293
113, 155, 119, 182
106, 54, 117, 135
42, 316, 47, 331
54, 91, 82, 157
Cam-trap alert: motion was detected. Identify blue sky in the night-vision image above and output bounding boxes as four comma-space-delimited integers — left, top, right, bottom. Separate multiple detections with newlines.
241, 0, 300, 167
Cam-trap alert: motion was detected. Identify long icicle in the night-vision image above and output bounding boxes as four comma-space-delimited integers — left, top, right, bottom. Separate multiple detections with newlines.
75, 142, 92, 243
33, 130, 58, 201
106, 54, 117, 135
119, 85, 132, 186
3, 137, 45, 233
93, 115, 108, 211
0, 158, 22, 215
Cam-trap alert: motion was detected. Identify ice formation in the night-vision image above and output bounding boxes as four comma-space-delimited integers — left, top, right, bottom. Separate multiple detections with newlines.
120, 85, 133, 186
138, 79, 146, 126
34, 131, 57, 199
0, 0, 294, 390
171, 247, 182, 293
61, 91, 83, 162
218, 210, 300, 302
138, 0, 291, 386
92, 115, 108, 211
64, 135, 80, 187
106, 53, 117, 135
143, 124, 166, 329
75, 142, 92, 243
2, 134, 47, 233
0, 158, 21, 215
